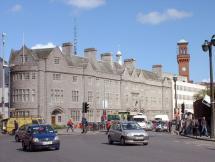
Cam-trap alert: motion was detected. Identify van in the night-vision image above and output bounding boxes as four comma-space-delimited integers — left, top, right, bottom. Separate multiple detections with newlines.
154, 115, 169, 121
2, 117, 45, 135
133, 113, 147, 129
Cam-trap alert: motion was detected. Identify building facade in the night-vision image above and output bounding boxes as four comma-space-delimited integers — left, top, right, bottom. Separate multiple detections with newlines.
9, 43, 173, 125
0, 57, 9, 119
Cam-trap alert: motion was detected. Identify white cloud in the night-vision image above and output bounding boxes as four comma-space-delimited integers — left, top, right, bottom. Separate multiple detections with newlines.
10, 4, 22, 12
64, 0, 106, 10
31, 42, 56, 49
137, 8, 192, 25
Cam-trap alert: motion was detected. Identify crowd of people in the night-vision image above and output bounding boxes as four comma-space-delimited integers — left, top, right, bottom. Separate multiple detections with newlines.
173, 116, 209, 137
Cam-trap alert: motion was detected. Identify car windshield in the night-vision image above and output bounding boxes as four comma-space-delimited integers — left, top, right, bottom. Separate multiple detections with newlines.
133, 118, 145, 122
31, 125, 54, 134
122, 123, 142, 130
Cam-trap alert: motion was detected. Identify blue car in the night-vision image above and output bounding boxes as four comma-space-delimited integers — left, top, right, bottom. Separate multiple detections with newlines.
22, 124, 60, 151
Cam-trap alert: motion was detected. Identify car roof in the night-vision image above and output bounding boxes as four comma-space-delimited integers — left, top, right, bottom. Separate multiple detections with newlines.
28, 124, 51, 128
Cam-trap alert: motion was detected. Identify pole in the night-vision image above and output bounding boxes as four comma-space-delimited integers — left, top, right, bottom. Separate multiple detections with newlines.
208, 46, 215, 138
174, 78, 177, 119
1, 33, 5, 119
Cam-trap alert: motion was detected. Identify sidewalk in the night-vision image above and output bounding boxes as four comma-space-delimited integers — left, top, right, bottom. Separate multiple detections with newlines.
183, 134, 215, 142
172, 130, 215, 142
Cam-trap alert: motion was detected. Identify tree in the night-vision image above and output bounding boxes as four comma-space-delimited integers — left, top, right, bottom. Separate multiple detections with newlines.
193, 87, 215, 100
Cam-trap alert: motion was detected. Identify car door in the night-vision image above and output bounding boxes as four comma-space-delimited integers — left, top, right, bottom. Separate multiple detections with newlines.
18, 125, 25, 140
22, 126, 32, 146
114, 123, 122, 142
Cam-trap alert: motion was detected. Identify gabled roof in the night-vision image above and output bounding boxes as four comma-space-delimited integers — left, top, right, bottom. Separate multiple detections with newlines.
32, 48, 54, 59
9, 45, 161, 81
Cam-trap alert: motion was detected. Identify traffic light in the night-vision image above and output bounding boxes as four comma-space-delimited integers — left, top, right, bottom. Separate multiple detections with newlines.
181, 103, 185, 114
85, 102, 90, 112
82, 102, 90, 113
82, 102, 86, 113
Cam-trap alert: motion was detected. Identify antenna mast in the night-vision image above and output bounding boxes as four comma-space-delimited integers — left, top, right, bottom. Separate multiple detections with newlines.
74, 18, 77, 55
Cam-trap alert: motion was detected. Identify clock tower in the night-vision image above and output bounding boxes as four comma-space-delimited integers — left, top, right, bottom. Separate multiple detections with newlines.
177, 39, 190, 81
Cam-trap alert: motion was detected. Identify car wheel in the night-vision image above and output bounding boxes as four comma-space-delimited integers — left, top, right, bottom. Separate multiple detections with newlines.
55, 144, 60, 150
15, 135, 20, 142
120, 137, 125, 145
22, 141, 27, 151
143, 142, 148, 146
28, 143, 34, 152
108, 136, 113, 144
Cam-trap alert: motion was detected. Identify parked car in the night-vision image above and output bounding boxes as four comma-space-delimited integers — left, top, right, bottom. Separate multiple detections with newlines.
155, 121, 168, 132
145, 121, 153, 131
21, 124, 60, 151
107, 121, 149, 145
15, 124, 29, 142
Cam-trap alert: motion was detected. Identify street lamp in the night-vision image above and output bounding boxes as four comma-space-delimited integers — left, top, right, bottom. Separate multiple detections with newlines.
173, 75, 178, 119
202, 34, 215, 138
1, 32, 6, 119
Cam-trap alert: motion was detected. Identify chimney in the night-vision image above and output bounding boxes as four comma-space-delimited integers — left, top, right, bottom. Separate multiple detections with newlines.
152, 64, 162, 77
84, 48, 97, 62
124, 58, 136, 70
116, 50, 122, 65
62, 42, 73, 56
101, 52, 113, 64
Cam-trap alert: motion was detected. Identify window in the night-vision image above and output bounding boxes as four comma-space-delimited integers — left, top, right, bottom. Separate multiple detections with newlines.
72, 76, 78, 82
58, 116, 62, 123
50, 89, 64, 104
32, 89, 36, 102
32, 72, 36, 79
54, 57, 60, 64
71, 110, 81, 122
88, 91, 93, 102
53, 73, 61, 80
72, 91, 79, 102
21, 55, 28, 63
24, 73, 30, 80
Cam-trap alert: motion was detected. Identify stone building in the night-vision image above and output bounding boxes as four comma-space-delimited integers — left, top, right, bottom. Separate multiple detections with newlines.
9, 43, 173, 125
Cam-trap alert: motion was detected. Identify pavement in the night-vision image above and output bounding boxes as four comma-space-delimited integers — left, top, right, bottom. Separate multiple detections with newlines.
172, 130, 215, 142
183, 134, 215, 142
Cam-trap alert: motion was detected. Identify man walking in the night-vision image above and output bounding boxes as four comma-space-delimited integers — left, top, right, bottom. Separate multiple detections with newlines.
201, 117, 208, 137
81, 117, 88, 133
67, 118, 74, 132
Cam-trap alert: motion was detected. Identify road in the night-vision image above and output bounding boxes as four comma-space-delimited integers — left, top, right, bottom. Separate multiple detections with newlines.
0, 131, 215, 162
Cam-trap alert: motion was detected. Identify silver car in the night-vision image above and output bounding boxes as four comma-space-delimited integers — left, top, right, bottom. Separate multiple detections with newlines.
107, 121, 149, 145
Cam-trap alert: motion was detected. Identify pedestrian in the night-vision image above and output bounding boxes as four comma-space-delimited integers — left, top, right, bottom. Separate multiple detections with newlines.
201, 117, 208, 137
198, 118, 202, 137
67, 118, 74, 132
106, 120, 112, 134
168, 120, 172, 133
81, 117, 88, 133
13, 120, 19, 135
193, 118, 199, 137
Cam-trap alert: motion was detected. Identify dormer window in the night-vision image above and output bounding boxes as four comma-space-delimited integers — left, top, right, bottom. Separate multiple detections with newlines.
54, 57, 60, 64
21, 55, 28, 63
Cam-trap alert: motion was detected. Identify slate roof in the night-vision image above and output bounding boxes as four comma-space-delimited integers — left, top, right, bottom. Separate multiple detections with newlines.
10, 45, 161, 81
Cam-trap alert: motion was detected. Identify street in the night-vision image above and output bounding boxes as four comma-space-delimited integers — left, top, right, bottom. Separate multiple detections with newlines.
0, 131, 215, 162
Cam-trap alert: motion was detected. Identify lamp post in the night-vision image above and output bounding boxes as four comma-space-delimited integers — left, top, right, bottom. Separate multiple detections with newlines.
1, 32, 6, 119
202, 34, 215, 138
173, 75, 178, 119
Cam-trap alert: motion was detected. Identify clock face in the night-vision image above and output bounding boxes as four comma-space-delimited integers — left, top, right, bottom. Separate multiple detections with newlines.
182, 66, 187, 72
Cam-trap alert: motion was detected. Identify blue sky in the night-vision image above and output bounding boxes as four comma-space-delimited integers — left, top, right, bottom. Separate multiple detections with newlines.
0, 0, 215, 82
